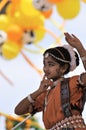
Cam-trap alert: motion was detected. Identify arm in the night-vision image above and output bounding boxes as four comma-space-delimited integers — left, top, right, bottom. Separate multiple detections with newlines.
64, 32, 86, 86
14, 90, 42, 115
64, 32, 86, 70
14, 76, 53, 115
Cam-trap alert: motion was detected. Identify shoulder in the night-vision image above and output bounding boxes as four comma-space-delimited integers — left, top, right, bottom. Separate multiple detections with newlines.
69, 75, 79, 82
67, 75, 79, 89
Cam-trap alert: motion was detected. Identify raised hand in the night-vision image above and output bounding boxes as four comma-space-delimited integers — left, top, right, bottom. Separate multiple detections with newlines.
64, 32, 86, 70
64, 32, 83, 49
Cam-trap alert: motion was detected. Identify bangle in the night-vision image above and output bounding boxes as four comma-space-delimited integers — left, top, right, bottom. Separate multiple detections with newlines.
27, 94, 35, 103
81, 56, 86, 61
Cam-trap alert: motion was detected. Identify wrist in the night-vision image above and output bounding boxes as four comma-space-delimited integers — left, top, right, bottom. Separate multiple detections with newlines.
81, 55, 86, 62
27, 89, 42, 103
77, 46, 86, 57
27, 94, 35, 103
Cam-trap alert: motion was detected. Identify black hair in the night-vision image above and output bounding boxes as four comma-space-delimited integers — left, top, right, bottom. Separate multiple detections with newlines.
74, 51, 79, 66
43, 46, 79, 74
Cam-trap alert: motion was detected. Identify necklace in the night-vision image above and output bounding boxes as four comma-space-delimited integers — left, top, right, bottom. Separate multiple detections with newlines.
44, 77, 64, 111
44, 89, 52, 111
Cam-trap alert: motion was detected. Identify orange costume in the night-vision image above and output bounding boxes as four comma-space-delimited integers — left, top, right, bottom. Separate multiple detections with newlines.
33, 75, 86, 130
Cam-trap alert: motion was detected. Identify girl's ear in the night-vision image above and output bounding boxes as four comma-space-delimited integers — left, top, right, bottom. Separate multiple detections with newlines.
61, 64, 68, 74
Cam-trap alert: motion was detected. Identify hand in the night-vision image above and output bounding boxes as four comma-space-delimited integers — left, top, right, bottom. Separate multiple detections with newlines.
64, 32, 83, 49
38, 76, 53, 93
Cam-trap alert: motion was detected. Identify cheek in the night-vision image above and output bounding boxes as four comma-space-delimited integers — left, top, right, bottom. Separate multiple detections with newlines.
54, 68, 61, 75
54, 67, 60, 72
51, 68, 58, 75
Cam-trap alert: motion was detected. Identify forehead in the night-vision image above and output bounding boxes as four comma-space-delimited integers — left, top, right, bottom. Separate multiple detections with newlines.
43, 55, 57, 63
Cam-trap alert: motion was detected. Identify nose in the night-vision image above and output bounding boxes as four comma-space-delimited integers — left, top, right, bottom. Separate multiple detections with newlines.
43, 65, 49, 73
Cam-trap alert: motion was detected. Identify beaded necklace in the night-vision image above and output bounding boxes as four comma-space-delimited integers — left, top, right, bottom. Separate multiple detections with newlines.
44, 77, 64, 111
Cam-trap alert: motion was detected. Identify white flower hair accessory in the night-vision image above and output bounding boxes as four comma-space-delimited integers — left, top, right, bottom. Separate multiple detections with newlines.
63, 44, 76, 71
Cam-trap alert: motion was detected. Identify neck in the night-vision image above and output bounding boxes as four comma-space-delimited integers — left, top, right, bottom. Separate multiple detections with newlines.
53, 77, 64, 87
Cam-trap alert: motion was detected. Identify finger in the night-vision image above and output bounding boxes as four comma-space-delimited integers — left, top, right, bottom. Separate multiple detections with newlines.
72, 34, 79, 39
64, 32, 71, 37
50, 79, 53, 82
43, 75, 47, 80
45, 76, 48, 80
64, 32, 73, 39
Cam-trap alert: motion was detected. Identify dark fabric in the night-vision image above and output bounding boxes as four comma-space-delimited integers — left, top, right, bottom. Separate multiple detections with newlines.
61, 78, 72, 117
62, 128, 74, 130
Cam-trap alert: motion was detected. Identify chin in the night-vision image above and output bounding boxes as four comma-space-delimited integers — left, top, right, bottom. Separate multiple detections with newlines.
46, 76, 51, 79
47, 76, 53, 80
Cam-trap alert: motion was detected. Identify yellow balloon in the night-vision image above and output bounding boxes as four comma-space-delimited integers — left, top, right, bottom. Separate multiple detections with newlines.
19, 0, 38, 16
34, 29, 45, 43
0, 15, 10, 31
14, 0, 45, 29
13, 10, 45, 30
56, 0, 80, 19
6, 0, 45, 29
2, 41, 21, 59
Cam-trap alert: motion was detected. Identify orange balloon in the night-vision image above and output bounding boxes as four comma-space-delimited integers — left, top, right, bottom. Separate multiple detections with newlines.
6, 2, 20, 17
7, 24, 23, 42
41, 9, 53, 18
10, 0, 20, 15
82, 0, 86, 2
6, 3, 13, 17
48, 0, 62, 3
11, 0, 20, 4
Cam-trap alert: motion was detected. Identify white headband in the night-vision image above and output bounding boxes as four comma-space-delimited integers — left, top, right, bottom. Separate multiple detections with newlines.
63, 44, 76, 71
44, 52, 70, 63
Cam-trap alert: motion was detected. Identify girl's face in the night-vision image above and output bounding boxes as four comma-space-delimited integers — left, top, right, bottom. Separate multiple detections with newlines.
43, 56, 65, 81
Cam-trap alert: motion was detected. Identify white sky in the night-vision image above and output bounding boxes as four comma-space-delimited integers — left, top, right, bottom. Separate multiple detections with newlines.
0, 2, 86, 130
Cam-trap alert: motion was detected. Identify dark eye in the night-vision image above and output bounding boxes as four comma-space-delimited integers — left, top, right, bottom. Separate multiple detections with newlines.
48, 63, 54, 66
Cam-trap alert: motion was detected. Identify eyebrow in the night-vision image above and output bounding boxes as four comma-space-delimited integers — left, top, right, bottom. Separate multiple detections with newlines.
43, 60, 57, 64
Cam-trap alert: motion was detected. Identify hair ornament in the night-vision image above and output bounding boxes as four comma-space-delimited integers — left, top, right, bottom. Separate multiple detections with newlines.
44, 52, 70, 63
44, 52, 49, 58
63, 44, 76, 71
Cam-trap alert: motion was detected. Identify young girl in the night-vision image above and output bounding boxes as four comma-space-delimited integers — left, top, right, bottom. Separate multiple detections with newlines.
14, 33, 86, 130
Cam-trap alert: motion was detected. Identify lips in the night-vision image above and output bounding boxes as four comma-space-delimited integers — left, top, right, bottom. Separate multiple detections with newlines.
45, 72, 51, 78
45, 72, 50, 76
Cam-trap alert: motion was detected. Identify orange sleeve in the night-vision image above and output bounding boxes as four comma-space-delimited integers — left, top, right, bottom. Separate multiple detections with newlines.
69, 75, 83, 111
33, 92, 46, 112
